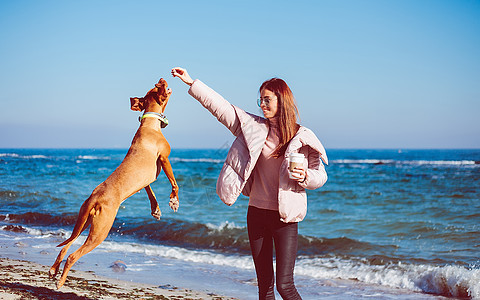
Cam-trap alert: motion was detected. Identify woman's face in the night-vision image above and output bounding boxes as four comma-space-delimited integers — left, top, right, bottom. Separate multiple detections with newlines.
259, 89, 278, 119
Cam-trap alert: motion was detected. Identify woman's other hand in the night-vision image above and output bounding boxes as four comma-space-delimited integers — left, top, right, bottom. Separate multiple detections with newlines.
171, 67, 194, 86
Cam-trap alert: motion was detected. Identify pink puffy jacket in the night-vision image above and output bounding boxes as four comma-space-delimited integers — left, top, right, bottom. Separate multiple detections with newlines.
189, 80, 328, 223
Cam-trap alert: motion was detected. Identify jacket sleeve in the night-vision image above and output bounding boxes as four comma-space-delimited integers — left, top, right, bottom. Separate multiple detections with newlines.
188, 80, 241, 136
298, 147, 328, 190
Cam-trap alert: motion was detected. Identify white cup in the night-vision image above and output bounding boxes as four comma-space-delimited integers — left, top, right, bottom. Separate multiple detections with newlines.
288, 153, 305, 179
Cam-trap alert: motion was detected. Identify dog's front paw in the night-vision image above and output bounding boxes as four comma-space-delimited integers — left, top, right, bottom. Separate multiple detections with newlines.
169, 197, 179, 212
151, 206, 162, 220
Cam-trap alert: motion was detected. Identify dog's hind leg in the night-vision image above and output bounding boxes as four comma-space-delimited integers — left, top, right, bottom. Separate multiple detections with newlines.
49, 213, 93, 279
145, 185, 161, 220
56, 205, 117, 289
49, 197, 97, 279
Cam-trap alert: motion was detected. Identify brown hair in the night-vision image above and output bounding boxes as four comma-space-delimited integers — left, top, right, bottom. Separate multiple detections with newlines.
260, 78, 300, 158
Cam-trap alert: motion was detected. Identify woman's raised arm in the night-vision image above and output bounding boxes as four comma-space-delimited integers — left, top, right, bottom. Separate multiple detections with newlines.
171, 67, 242, 136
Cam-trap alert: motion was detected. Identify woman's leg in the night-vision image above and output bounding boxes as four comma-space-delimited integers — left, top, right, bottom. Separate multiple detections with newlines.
247, 206, 275, 300
273, 220, 302, 300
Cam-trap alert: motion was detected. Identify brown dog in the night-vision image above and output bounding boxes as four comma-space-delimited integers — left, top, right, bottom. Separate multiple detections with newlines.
49, 78, 179, 289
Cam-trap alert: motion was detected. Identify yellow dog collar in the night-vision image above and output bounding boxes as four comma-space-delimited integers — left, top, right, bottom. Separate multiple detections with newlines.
139, 112, 169, 128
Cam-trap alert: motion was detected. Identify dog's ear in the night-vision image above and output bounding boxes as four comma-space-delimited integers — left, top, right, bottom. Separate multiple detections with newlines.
130, 97, 145, 111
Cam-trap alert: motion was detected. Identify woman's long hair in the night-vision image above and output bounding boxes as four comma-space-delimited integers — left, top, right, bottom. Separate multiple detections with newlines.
260, 78, 300, 158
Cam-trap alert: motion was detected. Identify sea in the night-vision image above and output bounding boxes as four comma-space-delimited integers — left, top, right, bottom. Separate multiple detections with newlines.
0, 148, 479, 299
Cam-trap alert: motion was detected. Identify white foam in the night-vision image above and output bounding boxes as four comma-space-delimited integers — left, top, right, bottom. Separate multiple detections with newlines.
0, 224, 71, 239
205, 220, 243, 230
0, 153, 20, 158
332, 159, 477, 166
411, 160, 476, 166
333, 159, 393, 164
0, 153, 48, 159
77, 155, 110, 160
295, 256, 480, 298
170, 157, 224, 164
96, 240, 254, 270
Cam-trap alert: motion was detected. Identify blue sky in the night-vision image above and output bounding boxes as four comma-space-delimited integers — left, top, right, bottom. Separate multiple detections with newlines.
1, 0, 479, 149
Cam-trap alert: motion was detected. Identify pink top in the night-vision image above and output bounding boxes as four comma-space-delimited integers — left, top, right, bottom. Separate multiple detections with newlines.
249, 117, 282, 211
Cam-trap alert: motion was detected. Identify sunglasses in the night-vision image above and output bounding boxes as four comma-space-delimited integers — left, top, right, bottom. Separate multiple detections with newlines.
257, 97, 274, 107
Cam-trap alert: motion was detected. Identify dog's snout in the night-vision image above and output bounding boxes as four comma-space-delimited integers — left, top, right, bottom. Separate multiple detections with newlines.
156, 78, 167, 87
155, 78, 169, 96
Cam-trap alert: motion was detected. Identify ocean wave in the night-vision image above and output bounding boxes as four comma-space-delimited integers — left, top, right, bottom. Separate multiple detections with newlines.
82, 238, 480, 298
296, 256, 480, 298
0, 224, 70, 240
0, 212, 78, 227
1, 212, 402, 259
76, 155, 111, 160
0, 190, 19, 200
0, 152, 113, 162
406, 160, 478, 166
0, 153, 49, 159
332, 159, 478, 166
0, 212, 250, 253
205, 221, 243, 230
117, 220, 404, 260
120, 219, 251, 254
97, 240, 254, 270
170, 157, 224, 164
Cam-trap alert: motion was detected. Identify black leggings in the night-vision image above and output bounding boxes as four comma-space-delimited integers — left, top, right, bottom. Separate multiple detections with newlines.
247, 206, 302, 300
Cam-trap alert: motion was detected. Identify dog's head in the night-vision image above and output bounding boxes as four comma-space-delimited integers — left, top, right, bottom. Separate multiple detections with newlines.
130, 78, 172, 112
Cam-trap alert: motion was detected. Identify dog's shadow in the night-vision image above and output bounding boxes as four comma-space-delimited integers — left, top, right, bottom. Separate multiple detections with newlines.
0, 281, 92, 300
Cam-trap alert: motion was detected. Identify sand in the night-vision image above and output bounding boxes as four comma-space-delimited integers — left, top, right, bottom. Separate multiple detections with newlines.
0, 258, 237, 300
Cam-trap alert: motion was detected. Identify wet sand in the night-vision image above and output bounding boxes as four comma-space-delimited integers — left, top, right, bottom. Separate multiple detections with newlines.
0, 258, 236, 300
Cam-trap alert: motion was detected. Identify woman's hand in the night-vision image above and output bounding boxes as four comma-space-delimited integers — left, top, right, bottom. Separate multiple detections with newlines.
171, 67, 194, 86
290, 166, 307, 183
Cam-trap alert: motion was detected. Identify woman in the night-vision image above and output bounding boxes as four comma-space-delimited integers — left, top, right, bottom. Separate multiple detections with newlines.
171, 67, 328, 300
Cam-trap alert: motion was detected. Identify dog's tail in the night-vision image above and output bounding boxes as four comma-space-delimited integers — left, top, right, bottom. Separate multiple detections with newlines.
57, 197, 96, 247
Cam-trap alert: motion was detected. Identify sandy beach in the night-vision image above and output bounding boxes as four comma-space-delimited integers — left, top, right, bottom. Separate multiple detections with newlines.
0, 258, 236, 300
